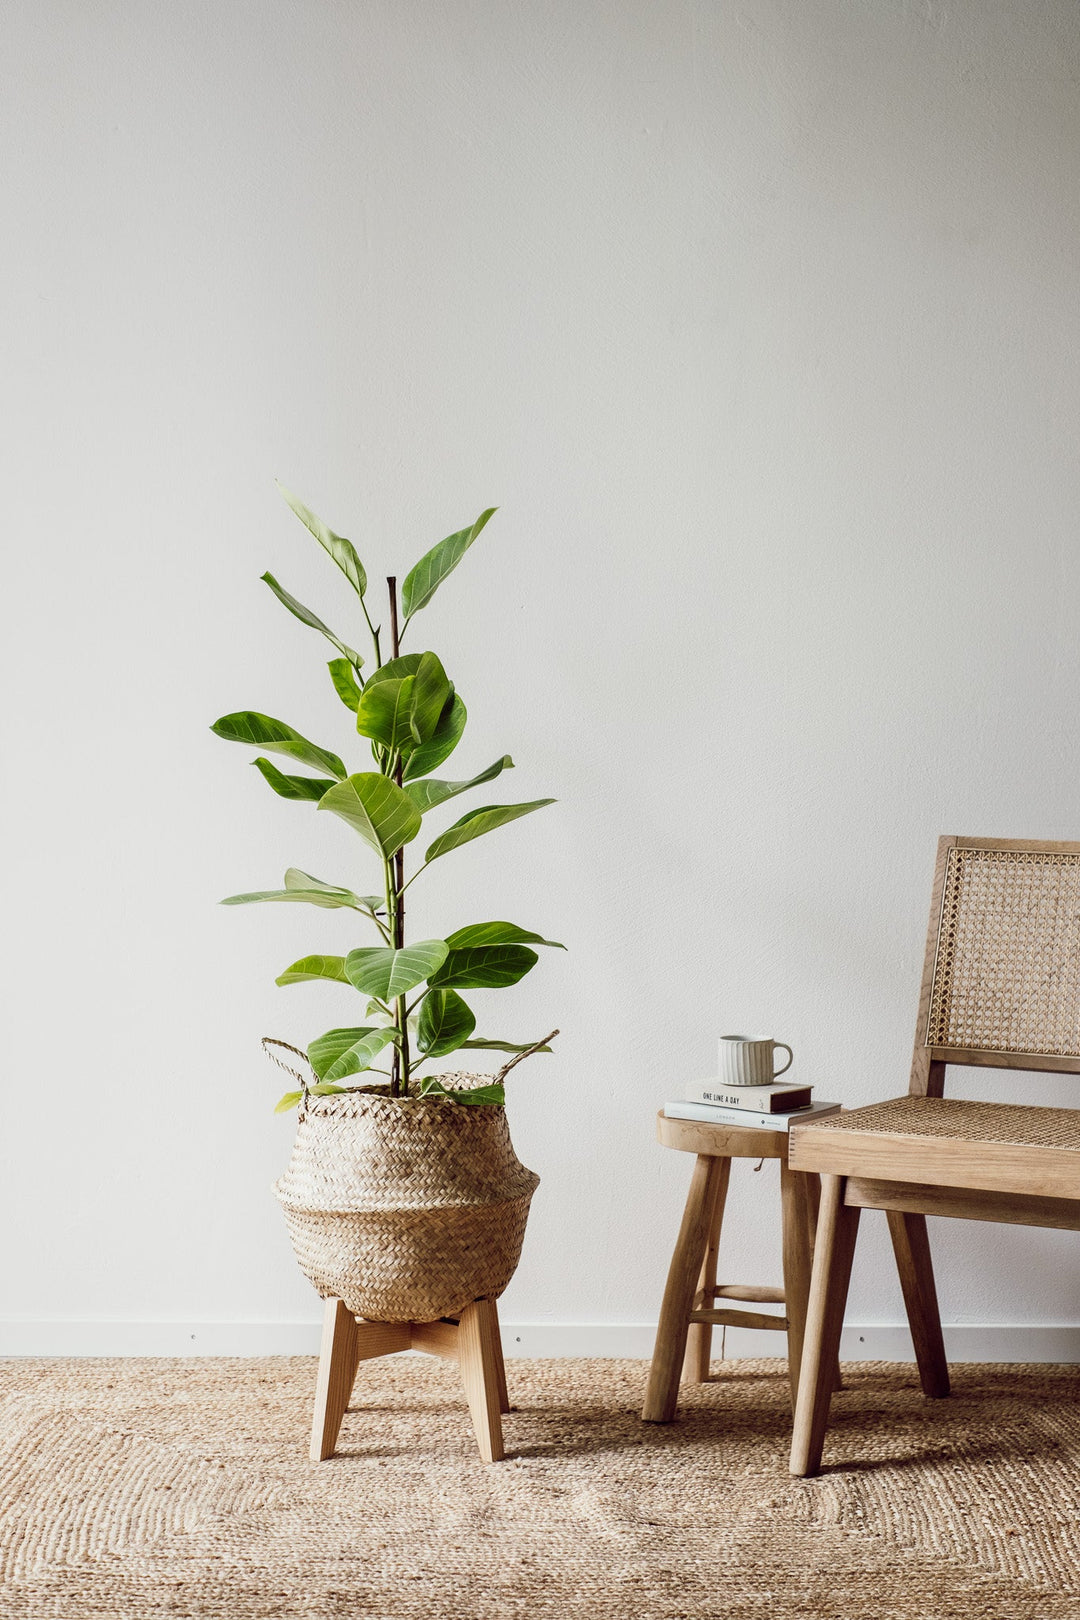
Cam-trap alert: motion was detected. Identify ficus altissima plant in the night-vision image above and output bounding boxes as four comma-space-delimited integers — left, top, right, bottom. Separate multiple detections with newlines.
213, 486, 560, 1111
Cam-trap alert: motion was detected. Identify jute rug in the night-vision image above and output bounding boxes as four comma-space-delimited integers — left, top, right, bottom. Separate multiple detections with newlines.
1, 1356, 1078, 1618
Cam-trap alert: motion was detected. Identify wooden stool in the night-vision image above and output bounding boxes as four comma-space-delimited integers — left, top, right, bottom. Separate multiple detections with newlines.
311, 1295, 510, 1463
642, 1111, 834, 1423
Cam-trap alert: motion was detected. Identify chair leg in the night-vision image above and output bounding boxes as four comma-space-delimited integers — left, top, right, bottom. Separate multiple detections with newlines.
643, 1154, 731, 1421
310, 1298, 360, 1462
790, 1175, 861, 1477
804, 1173, 843, 1393
887, 1210, 950, 1399
682, 1154, 730, 1383
780, 1162, 812, 1414
457, 1299, 505, 1463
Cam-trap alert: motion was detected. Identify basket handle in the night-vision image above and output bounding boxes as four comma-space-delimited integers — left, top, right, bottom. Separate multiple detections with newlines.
262, 1037, 317, 1117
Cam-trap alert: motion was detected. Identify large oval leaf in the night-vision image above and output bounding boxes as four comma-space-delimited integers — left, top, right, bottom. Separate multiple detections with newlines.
252, 757, 336, 802
355, 676, 416, 753
405, 756, 513, 814
429, 945, 538, 990
402, 508, 496, 624
402, 693, 467, 781
276, 482, 368, 598
424, 799, 555, 864
221, 882, 366, 911
344, 940, 449, 1000
444, 920, 564, 950
417, 988, 476, 1058
409, 652, 451, 744
275, 954, 350, 987
318, 773, 422, 857
364, 653, 425, 687
308, 1025, 400, 1083
261, 573, 364, 669
212, 712, 346, 780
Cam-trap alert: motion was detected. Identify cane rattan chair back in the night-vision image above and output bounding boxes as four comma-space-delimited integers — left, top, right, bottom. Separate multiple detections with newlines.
911, 837, 1080, 1094
788, 835, 1080, 1477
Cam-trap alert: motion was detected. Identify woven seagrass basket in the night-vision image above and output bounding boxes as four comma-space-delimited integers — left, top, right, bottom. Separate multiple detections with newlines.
273, 1078, 540, 1323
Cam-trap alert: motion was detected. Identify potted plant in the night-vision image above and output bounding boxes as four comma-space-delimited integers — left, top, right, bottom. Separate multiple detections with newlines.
213, 487, 559, 1323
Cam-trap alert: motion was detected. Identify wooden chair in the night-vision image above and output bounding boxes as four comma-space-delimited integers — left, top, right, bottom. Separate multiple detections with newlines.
642, 1111, 836, 1425
789, 834, 1080, 1477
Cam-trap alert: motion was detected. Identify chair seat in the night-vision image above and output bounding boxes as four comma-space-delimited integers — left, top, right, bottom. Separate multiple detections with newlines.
788, 1095, 1080, 1199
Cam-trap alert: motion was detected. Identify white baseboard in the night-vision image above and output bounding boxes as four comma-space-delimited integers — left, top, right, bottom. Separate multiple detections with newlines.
1, 1319, 1079, 1361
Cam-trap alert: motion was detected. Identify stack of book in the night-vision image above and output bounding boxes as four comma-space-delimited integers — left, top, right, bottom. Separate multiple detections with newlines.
664, 1079, 841, 1132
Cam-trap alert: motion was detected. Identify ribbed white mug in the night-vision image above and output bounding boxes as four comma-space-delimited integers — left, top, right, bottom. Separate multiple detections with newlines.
718, 1035, 793, 1087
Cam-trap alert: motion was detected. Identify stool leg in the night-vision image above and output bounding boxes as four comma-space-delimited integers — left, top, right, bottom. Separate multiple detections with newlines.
643, 1154, 730, 1422
310, 1298, 360, 1462
458, 1299, 505, 1462
682, 1155, 730, 1383
790, 1175, 861, 1477
780, 1161, 812, 1414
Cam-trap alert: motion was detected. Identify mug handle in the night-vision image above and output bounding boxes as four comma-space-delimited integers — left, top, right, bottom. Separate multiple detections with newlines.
772, 1042, 793, 1078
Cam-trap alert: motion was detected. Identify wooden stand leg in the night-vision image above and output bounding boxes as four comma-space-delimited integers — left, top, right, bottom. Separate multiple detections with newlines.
682, 1155, 729, 1383
804, 1172, 842, 1392
457, 1299, 505, 1463
310, 1299, 360, 1462
780, 1162, 812, 1415
887, 1210, 950, 1399
490, 1299, 511, 1414
643, 1154, 731, 1422
790, 1175, 861, 1477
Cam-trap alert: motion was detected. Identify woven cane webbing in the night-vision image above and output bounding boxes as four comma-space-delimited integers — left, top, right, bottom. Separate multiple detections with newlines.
806, 1095, 1080, 1152
926, 847, 1080, 1058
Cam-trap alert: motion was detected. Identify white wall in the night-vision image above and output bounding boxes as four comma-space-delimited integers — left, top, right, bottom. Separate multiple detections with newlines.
4, 0, 1080, 1357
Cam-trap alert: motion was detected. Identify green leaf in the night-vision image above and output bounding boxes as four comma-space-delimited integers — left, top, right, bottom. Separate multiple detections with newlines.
409, 652, 451, 744
419, 1077, 505, 1107
274, 1083, 347, 1113
328, 658, 363, 712
461, 1037, 554, 1054
402, 507, 496, 623
429, 945, 538, 990
424, 799, 555, 864
364, 653, 424, 687
221, 883, 367, 911
443, 920, 564, 950
402, 693, 467, 781
261, 573, 364, 669
252, 757, 336, 802
285, 868, 382, 909
275, 954, 350, 987
355, 675, 417, 753
211, 712, 346, 780
318, 773, 422, 858
405, 757, 514, 814
276, 481, 368, 597
309, 1024, 401, 1084
344, 940, 449, 1001
417, 988, 476, 1058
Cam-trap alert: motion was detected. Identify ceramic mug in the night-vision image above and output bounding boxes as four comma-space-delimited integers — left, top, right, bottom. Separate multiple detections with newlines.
718, 1034, 793, 1087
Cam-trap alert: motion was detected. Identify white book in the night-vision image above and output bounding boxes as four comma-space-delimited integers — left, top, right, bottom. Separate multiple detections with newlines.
683, 1078, 813, 1113
664, 1099, 843, 1132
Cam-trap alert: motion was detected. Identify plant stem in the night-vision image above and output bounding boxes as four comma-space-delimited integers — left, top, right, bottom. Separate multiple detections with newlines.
387, 575, 411, 1093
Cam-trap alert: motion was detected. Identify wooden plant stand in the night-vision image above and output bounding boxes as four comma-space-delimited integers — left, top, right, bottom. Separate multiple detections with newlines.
310, 1295, 511, 1464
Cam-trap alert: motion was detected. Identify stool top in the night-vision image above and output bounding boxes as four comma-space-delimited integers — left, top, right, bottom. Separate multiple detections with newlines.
656, 1108, 789, 1159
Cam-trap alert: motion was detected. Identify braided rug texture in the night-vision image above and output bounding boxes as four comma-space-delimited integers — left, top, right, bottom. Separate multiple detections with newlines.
1, 1357, 1078, 1619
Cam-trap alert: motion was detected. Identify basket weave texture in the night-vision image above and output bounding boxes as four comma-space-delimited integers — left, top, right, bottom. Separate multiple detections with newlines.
273, 1080, 540, 1322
